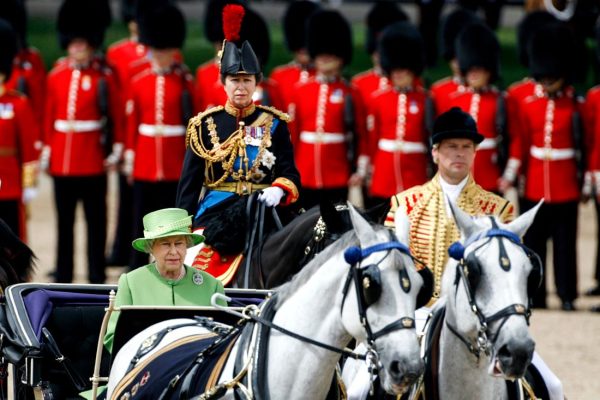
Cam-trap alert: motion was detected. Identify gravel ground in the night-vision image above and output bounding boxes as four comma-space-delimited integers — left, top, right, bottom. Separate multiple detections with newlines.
24, 172, 600, 399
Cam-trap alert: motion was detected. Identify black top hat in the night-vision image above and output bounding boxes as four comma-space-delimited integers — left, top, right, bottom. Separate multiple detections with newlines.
204, 0, 247, 44
516, 11, 557, 67
57, 0, 112, 49
456, 23, 500, 83
283, 0, 320, 53
365, 1, 408, 55
219, 4, 261, 81
0, 19, 18, 81
431, 107, 484, 146
307, 10, 353, 65
138, 2, 186, 49
440, 8, 479, 61
378, 21, 425, 77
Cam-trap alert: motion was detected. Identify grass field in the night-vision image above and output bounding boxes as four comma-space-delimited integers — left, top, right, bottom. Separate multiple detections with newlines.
27, 17, 595, 91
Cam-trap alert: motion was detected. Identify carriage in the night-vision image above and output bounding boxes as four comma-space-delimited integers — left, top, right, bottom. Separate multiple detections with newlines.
0, 282, 270, 400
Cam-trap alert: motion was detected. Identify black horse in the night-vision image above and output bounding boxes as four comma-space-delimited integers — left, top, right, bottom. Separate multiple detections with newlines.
233, 200, 389, 289
0, 218, 36, 289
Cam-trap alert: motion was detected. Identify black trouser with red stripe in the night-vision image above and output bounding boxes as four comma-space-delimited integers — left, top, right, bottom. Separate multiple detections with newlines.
521, 199, 578, 307
53, 175, 107, 283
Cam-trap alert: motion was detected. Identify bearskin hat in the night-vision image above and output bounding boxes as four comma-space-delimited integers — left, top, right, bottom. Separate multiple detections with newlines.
219, 4, 262, 82
0, 19, 18, 81
120, 0, 137, 24
57, 0, 112, 50
239, 8, 270, 67
528, 21, 578, 83
204, 0, 247, 44
138, 2, 186, 49
516, 11, 558, 67
0, 0, 27, 48
456, 22, 500, 83
440, 8, 479, 61
378, 21, 425, 77
307, 10, 353, 66
431, 107, 484, 146
283, 0, 320, 53
365, 1, 408, 55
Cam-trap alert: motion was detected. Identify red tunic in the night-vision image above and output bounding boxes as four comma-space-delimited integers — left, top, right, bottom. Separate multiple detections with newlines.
519, 89, 583, 203
126, 65, 194, 182
269, 62, 314, 114
45, 61, 123, 176
290, 77, 354, 189
368, 88, 429, 197
194, 60, 221, 113
0, 90, 40, 199
6, 48, 47, 123
430, 76, 464, 116
446, 88, 504, 192
584, 86, 600, 172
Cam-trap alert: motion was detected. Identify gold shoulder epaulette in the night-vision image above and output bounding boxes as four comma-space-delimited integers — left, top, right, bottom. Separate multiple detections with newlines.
185, 106, 224, 147
256, 105, 290, 122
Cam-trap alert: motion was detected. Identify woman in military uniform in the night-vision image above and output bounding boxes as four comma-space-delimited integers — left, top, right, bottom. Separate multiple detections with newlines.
176, 5, 300, 285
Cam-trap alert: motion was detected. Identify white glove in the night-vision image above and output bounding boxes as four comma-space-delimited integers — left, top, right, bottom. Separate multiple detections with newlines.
258, 186, 285, 207
22, 187, 38, 203
122, 149, 135, 176
104, 142, 124, 168
39, 146, 51, 172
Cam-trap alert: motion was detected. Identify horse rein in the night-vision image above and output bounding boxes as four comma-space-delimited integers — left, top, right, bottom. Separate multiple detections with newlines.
446, 226, 534, 360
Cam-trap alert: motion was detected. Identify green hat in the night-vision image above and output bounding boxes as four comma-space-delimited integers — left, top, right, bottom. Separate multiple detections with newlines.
132, 208, 204, 253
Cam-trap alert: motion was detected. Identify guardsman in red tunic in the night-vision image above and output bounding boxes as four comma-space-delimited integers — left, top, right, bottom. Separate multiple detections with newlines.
41, 0, 118, 284
515, 22, 586, 311
290, 10, 355, 209
0, 19, 40, 240
362, 21, 431, 206
201, 8, 283, 112
123, 3, 194, 270
448, 23, 505, 193
430, 8, 479, 116
269, 1, 320, 115
500, 11, 558, 194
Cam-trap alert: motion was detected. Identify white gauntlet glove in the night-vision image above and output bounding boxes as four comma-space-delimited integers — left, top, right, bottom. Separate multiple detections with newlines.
122, 149, 135, 177
22, 187, 38, 203
104, 142, 124, 168
39, 146, 51, 172
258, 187, 285, 207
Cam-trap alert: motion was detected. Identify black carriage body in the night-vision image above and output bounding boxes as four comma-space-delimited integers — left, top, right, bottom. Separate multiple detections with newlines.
0, 283, 270, 400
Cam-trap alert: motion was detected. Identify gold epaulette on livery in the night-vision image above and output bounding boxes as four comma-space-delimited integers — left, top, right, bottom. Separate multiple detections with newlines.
256, 105, 290, 122
185, 106, 224, 147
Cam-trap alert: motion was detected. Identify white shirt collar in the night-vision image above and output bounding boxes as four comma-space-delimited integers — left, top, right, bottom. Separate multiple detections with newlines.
439, 175, 469, 216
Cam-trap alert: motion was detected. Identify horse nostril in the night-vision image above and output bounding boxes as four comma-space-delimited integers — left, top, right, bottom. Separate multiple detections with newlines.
389, 360, 401, 377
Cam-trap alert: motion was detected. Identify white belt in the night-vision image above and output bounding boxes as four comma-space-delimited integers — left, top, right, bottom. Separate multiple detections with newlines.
139, 124, 186, 137
54, 119, 104, 133
378, 139, 427, 153
300, 131, 345, 144
478, 138, 498, 150
530, 146, 576, 161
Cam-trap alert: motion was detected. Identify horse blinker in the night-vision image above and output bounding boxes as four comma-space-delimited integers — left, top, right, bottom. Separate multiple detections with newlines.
361, 264, 382, 307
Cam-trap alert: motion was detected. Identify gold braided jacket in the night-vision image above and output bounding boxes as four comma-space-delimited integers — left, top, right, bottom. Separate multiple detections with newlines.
385, 173, 515, 299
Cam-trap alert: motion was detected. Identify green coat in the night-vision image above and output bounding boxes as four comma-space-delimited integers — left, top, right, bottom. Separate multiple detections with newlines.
103, 264, 226, 353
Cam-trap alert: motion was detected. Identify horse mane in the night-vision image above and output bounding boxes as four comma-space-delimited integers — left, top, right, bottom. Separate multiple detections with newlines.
0, 219, 36, 285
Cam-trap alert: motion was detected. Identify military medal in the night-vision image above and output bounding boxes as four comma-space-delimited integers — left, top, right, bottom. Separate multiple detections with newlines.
193, 271, 204, 285
82, 75, 92, 91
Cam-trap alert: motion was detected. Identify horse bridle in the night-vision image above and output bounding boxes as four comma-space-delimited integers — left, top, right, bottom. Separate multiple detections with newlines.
446, 223, 538, 360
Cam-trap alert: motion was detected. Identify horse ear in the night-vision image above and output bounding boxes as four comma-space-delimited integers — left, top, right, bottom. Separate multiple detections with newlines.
448, 199, 478, 239
507, 199, 543, 238
320, 199, 346, 234
348, 202, 374, 245
394, 209, 410, 245
365, 201, 391, 225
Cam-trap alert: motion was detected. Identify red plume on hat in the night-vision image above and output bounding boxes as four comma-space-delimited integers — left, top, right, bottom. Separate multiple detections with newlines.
222, 4, 244, 42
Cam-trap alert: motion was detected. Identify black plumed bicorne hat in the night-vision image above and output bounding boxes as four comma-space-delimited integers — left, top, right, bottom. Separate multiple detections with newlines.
431, 107, 484, 146
204, 0, 247, 44
57, 0, 112, 49
138, 2, 186, 49
307, 10, 353, 66
365, 1, 407, 55
528, 21, 577, 83
516, 11, 558, 67
455, 22, 500, 83
378, 21, 425, 77
0, 19, 18, 81
440, 8, 479, 61
282, 0, 320, 53
219, 4, 261, 82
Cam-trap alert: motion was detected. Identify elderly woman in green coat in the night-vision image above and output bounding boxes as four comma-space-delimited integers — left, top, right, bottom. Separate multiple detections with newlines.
103, 208, 226, 353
